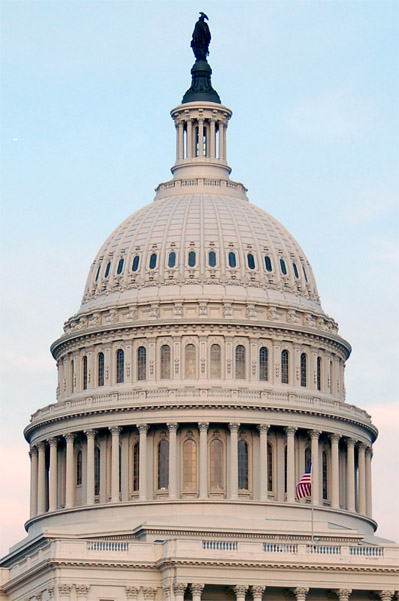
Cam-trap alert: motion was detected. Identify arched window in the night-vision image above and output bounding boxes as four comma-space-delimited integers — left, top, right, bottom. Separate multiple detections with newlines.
302, 264, 308, 282
247, 253, 255, 270
228, 252, 236, 268
281, 350, 289, 384
209, 439, 224, 490
117, 258, 124, 275
116, 349, 124, 384
182, 438, 197, 491
259, 347, 268, 381
168, 251, 176, 268
82, 356, 88, 390
210, 344, 221, 379
149, 253, 157, 269
98, 353, 104, 387
95, 265, 101, 282
238, 439, 249, 490
300, 353, 307, 387
322, 450, 328, 501
265, 256, 272, 272
160, 345, 171, 379
158, 439, 169, 489
284, 445, 287, 493
137, 346, 146, 381
132, 256, 140, 272
317, 357, 322, 391
133, 442, 139, 492
280, 258, 287, 275
104, 261, 111, 278
329, 360, 333, 394
188, 251, 196, 267
94, 446, 100, 496
208, 250, 216, 267
76, 449, 82, 486
184, 344, 196, 379
235, 345, 246, 379
292, 262, 299, 278
305, 446, 311, 471
267, 443, 273, 492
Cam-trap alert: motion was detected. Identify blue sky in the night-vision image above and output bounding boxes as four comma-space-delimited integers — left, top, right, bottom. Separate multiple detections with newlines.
1, 0, 398, 552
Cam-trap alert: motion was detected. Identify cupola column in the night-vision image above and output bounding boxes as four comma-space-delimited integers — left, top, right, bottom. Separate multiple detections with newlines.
198, 118, 204, 157
48, 437, 58, 512
219, 122, 225, 160
177, 122, 184, 160
37, 441, 47, 514
310, 430, 321, 506
167, 423, 178, 499
85, 429, 97, 505
110, 426, 122, 502
229, 423, 240, 500
285, 427, 297, 503
29, 446, 38, 517
346, 438, 356, 512
330, 433, 340, 509
65, 433, 75, 509
138, 424, 149, 501
357, 442, 366, 514
199, 422, 209, 499
186, 119, 193, 159
365, 446, 373, 517
258, 424, 269, 501
210, 119, 216, 158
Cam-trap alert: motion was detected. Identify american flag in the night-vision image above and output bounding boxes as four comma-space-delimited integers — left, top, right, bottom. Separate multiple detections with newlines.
296, 465, 312, 500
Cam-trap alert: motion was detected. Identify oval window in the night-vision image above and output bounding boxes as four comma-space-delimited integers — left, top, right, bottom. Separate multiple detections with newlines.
209, 250, 216, 267
293, 262, 299, 279
117, 258, 124, 275
95, 265, 101, 282
265, 256, 272, 272
280, 259, 287, 275
149, 253, 157, 270
168, 251, 176, 268
247, 253, 255, 270
303, 265, 308, 282
228, 252, 236, 268
132, 256, 140, 272
104, 261, 111, 278
188, 251, 196, 267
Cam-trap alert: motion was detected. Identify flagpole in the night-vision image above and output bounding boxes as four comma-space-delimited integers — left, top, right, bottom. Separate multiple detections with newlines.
311, 464, 314, 543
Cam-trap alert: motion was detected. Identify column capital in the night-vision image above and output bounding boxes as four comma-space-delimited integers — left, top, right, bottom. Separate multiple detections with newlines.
167, 422, 178, 432
337, 590, 352, 601
379, 593, 395, 601
143, 588, 157, 601
258, 424, 269, 434
229, 422, 240, 432
48, 437, 58, 448
125, 588, 139, 600
252, 586, 265, 597
330, 433, 341, 443
29, 445, 38, 457
365, 445, 373, 458
310, 430, 321, 440
285, 426, 297, 436
190, 584, 205, 595
138, 423, 149, 434
346, 437, 356, 449
85, 429, 97, 440
76, 586, 90, 597
233, 586, 249, 596
357, 441, 367, 452
173, 583, 187, 594
198, 422, 209, 432
37, 440, 46, 451
110, 426, 122, 436
64, 432, 75, 443
293, 588, 309, 601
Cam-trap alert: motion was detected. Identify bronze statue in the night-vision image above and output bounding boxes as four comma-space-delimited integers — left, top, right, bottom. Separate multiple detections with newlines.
191, 12, 211, 61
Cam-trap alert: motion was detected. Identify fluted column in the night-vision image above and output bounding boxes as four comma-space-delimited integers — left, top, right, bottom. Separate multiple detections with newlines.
177, 123, 184, 160
357, 442, 366, 514
337, 590, 352, 601
346, 438, 356, 512
229, 423, 239, 500
48, 437, 58, 512
286, 427, 297, 503
186, 119, 193, 159
294, 588, 309, 601
311, 430, 321, 506
330, 433, 340, 509
173, 583, 186, 601
191, 584, 204, 601
138, 424, 149, 501
167, 423, 178, 499
37, 441, 47, 514
198, 119, 204, 157
252, 586, 265, 601
85, 429, 96, 505
365, 446, 373, 517
219, 123, 225, 160
110, 426, 122, 502
29, 446, 38, 517
258, 425, 269, 501
210, 119, 216, 158
65, 432, 75, 509
199, 422, 209, 499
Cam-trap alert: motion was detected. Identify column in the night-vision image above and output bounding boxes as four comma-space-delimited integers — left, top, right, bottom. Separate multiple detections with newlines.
167, 423, 178, 499
330, 433, 340, 509
252, 586, 265, 601
337, 590, 352, 601
365, 446, 373, 517
29, 446, 38, 517
65, 432, 75, 509
210, 119, 216, 158
85, 429, 96, 505
285, 427, 297, 503
293, 589, 309, 601
222, 121, 227, 160
37, 441, 47, 514
173, 583, 186, 601
199, 422, 209, 499
186, 119, 193, 159
229, 423, 239, 500
357, 442, 366, 514
191, 584, 204, 601
48, 437, 58, 512
177, 123, 184, 160
198, 119, 204, 157
258, 425, 269, 501
110, 426, 121, 502
219, 123, 225, 159
379, 593, 395, 601
310, 430, 321, 506
233, 586, 248, 601
346, 438, 356, 512
138, 424, 149, 501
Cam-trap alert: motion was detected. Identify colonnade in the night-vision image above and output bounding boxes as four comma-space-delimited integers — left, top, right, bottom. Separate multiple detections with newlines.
29, 422, 373, 520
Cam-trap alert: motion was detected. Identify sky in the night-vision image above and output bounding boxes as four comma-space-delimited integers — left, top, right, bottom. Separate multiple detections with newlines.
1, 0, 398, 556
